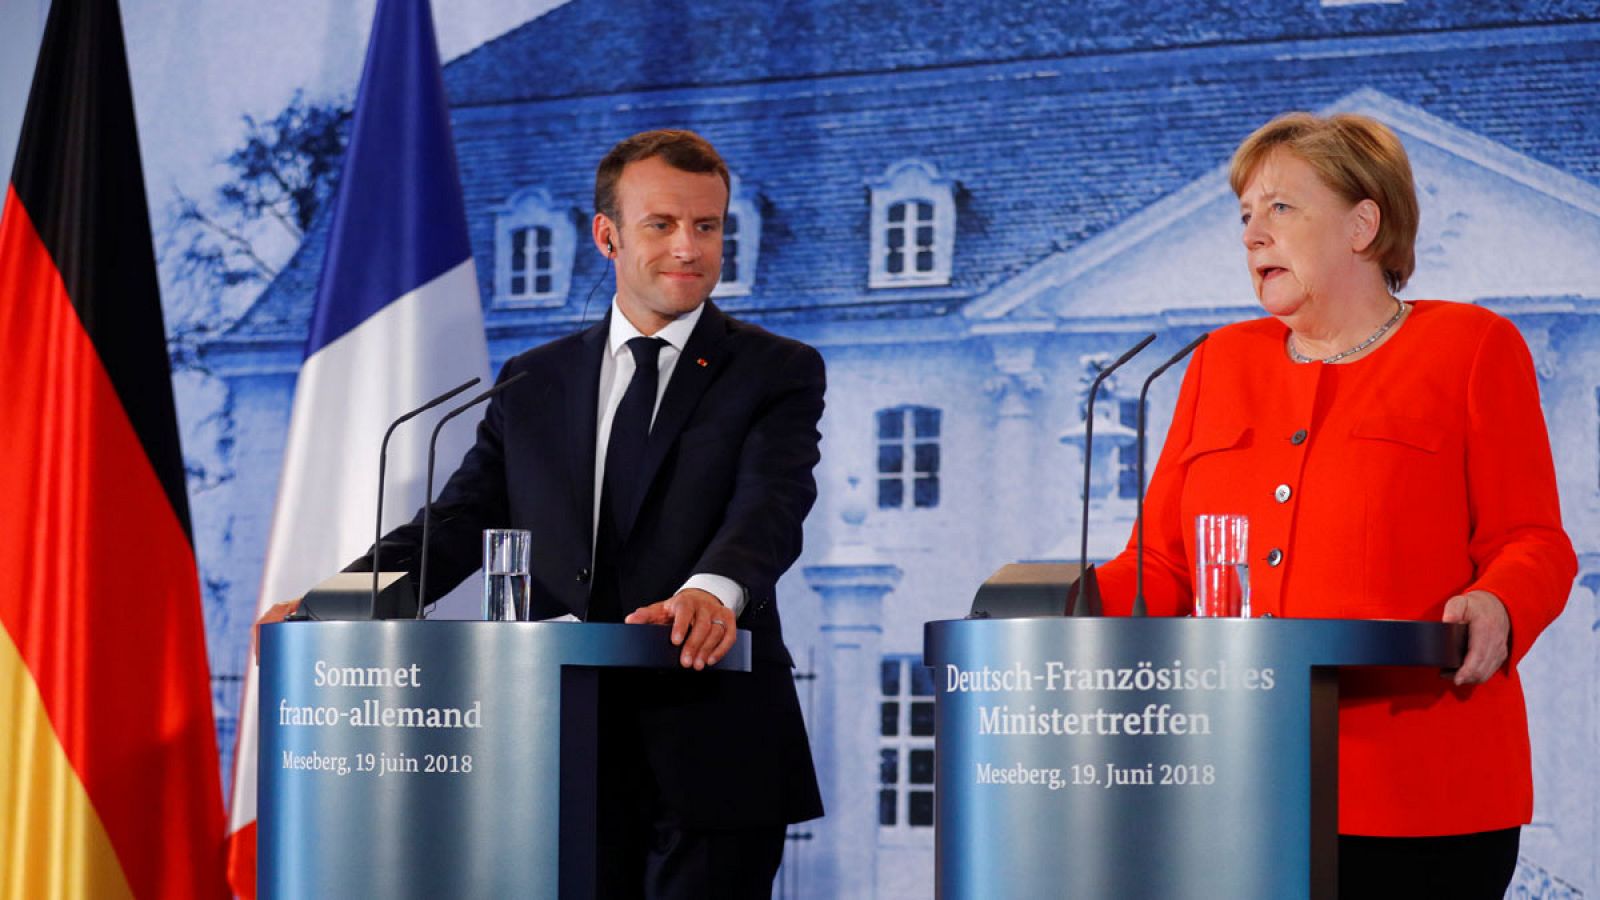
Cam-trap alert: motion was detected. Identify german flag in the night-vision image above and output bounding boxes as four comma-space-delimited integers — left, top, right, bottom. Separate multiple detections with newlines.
0, 0, 227, 897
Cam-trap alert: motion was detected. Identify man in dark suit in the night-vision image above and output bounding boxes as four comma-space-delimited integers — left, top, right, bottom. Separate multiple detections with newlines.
346, 130, 823, 897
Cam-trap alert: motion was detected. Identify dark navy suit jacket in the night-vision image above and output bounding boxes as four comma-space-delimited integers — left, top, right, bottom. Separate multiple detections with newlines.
354, 302, 825, 827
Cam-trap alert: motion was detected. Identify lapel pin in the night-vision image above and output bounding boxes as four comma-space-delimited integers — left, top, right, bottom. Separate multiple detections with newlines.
696, 357, 708, 367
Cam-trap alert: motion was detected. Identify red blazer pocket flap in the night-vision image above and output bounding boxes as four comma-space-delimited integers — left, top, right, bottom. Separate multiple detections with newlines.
1350, 416, 1444, 453
1177, 424, 1252, 465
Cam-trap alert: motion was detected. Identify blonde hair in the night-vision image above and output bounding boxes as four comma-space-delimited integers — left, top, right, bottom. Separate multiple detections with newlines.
1229, 112, 1419, 292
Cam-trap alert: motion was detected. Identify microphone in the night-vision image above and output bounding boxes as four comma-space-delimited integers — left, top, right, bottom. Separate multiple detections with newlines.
372, 377, 481, 614
1133, 332, 1209, 617
1072, 333, 1156, 616
416, 371, 530, 618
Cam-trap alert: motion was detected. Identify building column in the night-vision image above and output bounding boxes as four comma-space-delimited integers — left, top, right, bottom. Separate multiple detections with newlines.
800, 481, 902, 899
982, 338, 1045, 558
1507, 559, 1600, 895
1516, 315, 1559, 382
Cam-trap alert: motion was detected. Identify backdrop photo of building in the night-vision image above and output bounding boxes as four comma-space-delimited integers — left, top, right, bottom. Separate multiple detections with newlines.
162, 2, 1600, 896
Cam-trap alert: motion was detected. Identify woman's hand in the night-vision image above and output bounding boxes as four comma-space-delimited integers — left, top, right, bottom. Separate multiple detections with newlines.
1441, 590, 1510, 686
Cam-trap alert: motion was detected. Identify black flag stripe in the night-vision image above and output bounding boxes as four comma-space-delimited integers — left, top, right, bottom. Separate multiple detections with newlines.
9, 0, 192, 542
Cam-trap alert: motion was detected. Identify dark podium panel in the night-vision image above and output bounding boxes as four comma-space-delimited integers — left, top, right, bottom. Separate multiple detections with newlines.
259, 621, 750, 899
923, 618, 1464, 899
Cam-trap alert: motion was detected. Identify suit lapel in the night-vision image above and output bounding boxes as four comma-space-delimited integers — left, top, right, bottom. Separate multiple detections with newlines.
616, 303, 732, 541
565, 314, 608, 558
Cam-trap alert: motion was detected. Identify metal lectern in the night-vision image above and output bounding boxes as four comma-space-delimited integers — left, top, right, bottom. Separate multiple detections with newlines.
924, 617, 1463, 899
258, 621, 750, 899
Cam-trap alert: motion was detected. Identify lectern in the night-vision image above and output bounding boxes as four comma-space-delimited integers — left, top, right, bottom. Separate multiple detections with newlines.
924, 617, 1463, 899
258, 621, 750, 899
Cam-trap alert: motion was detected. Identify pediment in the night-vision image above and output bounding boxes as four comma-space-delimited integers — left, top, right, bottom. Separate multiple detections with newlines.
965, 89, 1600, 329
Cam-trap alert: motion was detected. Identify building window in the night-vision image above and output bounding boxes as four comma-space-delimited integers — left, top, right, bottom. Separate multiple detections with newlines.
512, 226, 553, 295
494, 188, 575, 308
867, 159, 956, 289
880, 654, 936, 829
877, 405, 941, 509
712, 175, 760, 298
886, 200, 936, 277
723, 215, 742, 281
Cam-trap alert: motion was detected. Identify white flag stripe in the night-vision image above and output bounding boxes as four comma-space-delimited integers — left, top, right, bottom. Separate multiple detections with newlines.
227, 258, 489, 834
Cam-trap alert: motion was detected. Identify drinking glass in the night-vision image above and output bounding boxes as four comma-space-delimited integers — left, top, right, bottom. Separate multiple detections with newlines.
482, 528, 532, 621
1194, 514, 1250, 617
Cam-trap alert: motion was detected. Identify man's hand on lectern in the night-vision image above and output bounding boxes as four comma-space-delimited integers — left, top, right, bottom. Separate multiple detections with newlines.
253, 599, 303, 658
625, 588, 738, 670
1441, 590, 1510, 686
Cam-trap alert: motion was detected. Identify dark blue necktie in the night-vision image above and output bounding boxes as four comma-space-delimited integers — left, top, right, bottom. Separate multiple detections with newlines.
591, 337, 666, 621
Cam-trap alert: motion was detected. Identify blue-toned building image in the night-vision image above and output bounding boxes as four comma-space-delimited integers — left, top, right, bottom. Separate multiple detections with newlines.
182, 2, 1599, 896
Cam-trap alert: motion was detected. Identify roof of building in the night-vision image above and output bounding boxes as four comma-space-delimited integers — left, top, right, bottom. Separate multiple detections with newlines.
442, 1, 1600, 105
225, 3, 1600, 347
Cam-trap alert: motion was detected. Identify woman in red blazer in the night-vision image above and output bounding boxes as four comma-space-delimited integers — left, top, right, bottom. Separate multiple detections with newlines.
1094, 112, 1576, 898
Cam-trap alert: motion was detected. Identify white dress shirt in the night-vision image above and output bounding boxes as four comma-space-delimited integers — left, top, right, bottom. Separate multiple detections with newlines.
593, 298, 745, 615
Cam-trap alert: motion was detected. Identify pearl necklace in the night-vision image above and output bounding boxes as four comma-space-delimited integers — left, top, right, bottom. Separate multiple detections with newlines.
1287, 299, 1407, 365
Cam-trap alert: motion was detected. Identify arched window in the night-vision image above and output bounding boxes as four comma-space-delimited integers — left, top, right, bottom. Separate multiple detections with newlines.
876, 405, 941, 509
867, 160, 956, 289
493, 188, 575, 308
713, 175, 760, 298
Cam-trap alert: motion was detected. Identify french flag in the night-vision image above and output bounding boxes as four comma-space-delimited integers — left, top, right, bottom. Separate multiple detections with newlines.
224, 0, 490, 894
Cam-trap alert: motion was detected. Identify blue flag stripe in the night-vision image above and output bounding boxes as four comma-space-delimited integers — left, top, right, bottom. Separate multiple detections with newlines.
306, 0, 473, 358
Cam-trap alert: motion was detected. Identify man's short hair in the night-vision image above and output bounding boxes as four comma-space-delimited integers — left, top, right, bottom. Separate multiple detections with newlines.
593, 129, 731, 222
1229, 112, 1419, 293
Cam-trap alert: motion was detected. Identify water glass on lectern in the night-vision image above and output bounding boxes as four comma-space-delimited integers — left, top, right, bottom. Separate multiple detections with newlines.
1195, 514, 1250, 617
482, 529, 532, 621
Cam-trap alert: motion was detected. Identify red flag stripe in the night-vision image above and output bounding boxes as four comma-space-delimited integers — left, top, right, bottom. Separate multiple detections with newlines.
225, 820, 258, 899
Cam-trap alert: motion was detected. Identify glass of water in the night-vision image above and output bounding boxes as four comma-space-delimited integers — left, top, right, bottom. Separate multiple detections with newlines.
1194, 514, 1250, 617
483, 528, 532, 621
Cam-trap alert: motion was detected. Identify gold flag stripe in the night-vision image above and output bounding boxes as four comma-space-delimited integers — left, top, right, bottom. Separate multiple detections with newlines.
0, 627, 134, 900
